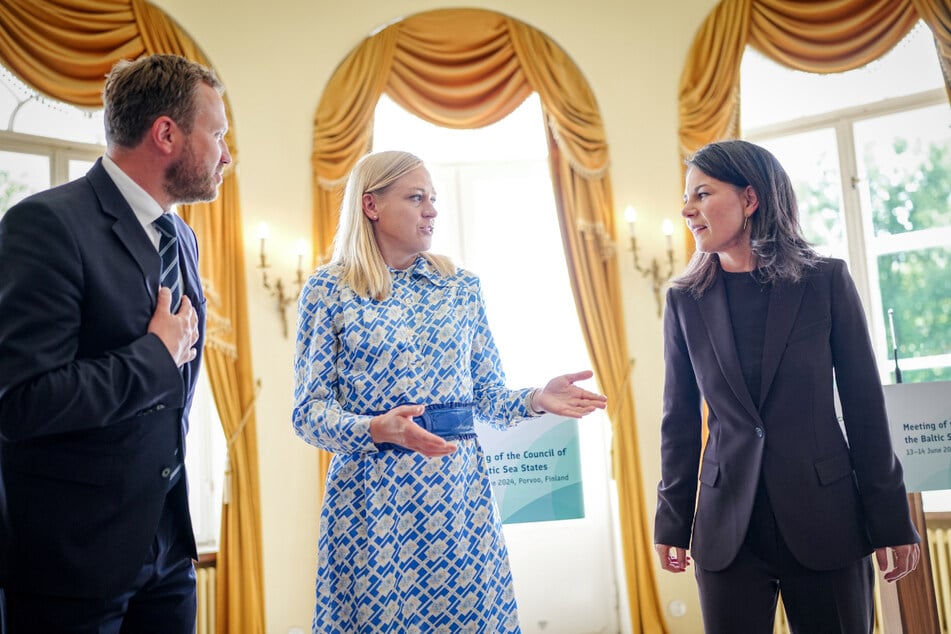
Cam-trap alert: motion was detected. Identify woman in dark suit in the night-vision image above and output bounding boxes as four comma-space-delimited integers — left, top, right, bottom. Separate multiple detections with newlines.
653, 140, 920, 633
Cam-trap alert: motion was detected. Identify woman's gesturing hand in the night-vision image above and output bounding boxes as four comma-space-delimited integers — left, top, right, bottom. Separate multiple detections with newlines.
532, 370, 607, 418
369, 405, 457, 457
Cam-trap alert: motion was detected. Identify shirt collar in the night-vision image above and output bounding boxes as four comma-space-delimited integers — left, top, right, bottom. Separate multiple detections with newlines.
411, 255, 450, 286
100, 154, 167, 227
388, 256, 450, 287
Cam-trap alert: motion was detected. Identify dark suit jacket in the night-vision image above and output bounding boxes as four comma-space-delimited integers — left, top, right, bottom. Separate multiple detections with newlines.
654, 258, 918, 572
0, 159, 202, 598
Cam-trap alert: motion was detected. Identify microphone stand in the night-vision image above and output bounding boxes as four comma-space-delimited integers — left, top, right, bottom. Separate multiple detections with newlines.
879, 308, 940, 633
888, 308, 902, 384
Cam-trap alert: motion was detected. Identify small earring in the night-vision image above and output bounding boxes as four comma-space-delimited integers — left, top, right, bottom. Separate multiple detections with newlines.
742, 216, 749, 231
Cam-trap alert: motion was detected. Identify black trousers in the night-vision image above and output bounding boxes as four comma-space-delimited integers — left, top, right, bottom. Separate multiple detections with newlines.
695, 477, 874, 634
2, 478, 196, 634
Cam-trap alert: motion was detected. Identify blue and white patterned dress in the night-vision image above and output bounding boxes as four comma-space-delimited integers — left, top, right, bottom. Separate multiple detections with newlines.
293, 256, 536, 633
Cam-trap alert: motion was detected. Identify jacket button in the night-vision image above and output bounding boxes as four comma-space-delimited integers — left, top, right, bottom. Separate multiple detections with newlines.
754, 427, 764, 438
161, 467, 172, 478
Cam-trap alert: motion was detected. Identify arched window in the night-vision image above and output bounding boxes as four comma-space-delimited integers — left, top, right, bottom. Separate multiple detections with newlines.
740, 22, 951, 515
0, 63, 227, 552
0, 65, 102, 215
311, 9, 665, 630
741, 22, 950, 385
372, 91, 619, 631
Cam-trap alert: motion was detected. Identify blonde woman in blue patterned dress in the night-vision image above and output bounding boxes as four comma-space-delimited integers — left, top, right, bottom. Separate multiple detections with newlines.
293, 151, 607, 633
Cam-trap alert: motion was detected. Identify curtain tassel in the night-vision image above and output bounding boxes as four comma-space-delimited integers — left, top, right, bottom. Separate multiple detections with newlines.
224, 378, 262, 505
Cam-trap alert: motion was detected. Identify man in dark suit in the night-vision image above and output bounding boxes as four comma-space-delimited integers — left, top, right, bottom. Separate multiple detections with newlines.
0, 54, 231, 633
654, 140, 919, 633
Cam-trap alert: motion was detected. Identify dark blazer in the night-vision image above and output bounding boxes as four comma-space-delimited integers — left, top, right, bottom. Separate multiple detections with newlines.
654, 258, 918, 572
0, 159, 202, 598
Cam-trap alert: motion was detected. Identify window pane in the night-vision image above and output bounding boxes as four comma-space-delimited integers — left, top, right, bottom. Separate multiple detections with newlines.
461, 163, 582, 375
0, 150, 50, 216
877, 246, 951, 381
898, 366, 951, 383
2, 65, 222, 548
742, 22, 950, 390
185, 366, 226, 552
0, 74, 18, 125
857, 104, 951, 383
372, 96, 619, 631
373, 92, 548, 162
13, 100, 105, 145
69, 158, 96, 182
855, 104, 951, 238
1, 65, 104, 145
923, 489, 951, 513
757, 129, 847, 259
742, 22, 944, 130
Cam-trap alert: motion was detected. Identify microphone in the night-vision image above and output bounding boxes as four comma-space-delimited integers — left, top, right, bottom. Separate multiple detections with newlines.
888, 308, 902, 384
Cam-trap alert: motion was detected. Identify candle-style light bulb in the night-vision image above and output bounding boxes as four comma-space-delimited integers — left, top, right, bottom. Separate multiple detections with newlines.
295, 238, 307, 280
662, 219, 674, 249
257, 222, 270, 269
624, 205, 637, 237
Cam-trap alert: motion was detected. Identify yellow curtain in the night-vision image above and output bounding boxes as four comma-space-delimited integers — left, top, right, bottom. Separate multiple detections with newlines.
311, 8, 666, 632
679, 0, 951, 255
0, 1, 266, 632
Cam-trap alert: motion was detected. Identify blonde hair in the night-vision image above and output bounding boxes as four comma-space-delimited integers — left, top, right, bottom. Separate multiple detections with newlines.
331, 150, 454, 299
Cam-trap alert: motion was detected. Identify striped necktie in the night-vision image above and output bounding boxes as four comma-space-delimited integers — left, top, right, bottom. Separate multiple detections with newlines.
153, 214, 182, 312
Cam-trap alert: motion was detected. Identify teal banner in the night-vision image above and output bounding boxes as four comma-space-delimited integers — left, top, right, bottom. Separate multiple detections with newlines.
477, 414, 584, 524
885, 381, 951, 492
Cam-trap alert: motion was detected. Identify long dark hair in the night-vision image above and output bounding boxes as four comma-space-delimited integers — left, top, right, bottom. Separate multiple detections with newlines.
672, 139, 820, 296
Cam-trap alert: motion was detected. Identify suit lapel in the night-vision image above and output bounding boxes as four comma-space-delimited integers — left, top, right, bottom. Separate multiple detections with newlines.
86, 160, 160, 305
172, 215, 202, 306
698, 274, 761, 422
171, 215, 204, 412
758, 279, 807, 408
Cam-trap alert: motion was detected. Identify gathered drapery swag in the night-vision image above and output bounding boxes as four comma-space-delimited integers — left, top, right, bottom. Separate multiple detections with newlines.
0, 1, 266, 631
679, 0, 951, 256
311, 8, 666, 631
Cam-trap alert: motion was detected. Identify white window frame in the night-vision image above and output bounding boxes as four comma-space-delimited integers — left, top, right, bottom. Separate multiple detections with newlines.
1, 119, 225, 554
371, 97, 622, 632
744, 86, 949, 381
0, 129, 102, 189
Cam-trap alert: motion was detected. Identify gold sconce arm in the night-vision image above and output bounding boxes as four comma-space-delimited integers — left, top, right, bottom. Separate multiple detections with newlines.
624, 207, 676, 317
257, 222, 306, 338
630, 235, 675, 317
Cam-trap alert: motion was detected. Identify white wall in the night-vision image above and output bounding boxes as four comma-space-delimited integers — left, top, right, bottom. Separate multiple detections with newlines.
149, 1, 720, 632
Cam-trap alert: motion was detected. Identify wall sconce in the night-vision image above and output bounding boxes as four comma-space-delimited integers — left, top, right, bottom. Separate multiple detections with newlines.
624, 206, 676, 317
257, 222, 306, 339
